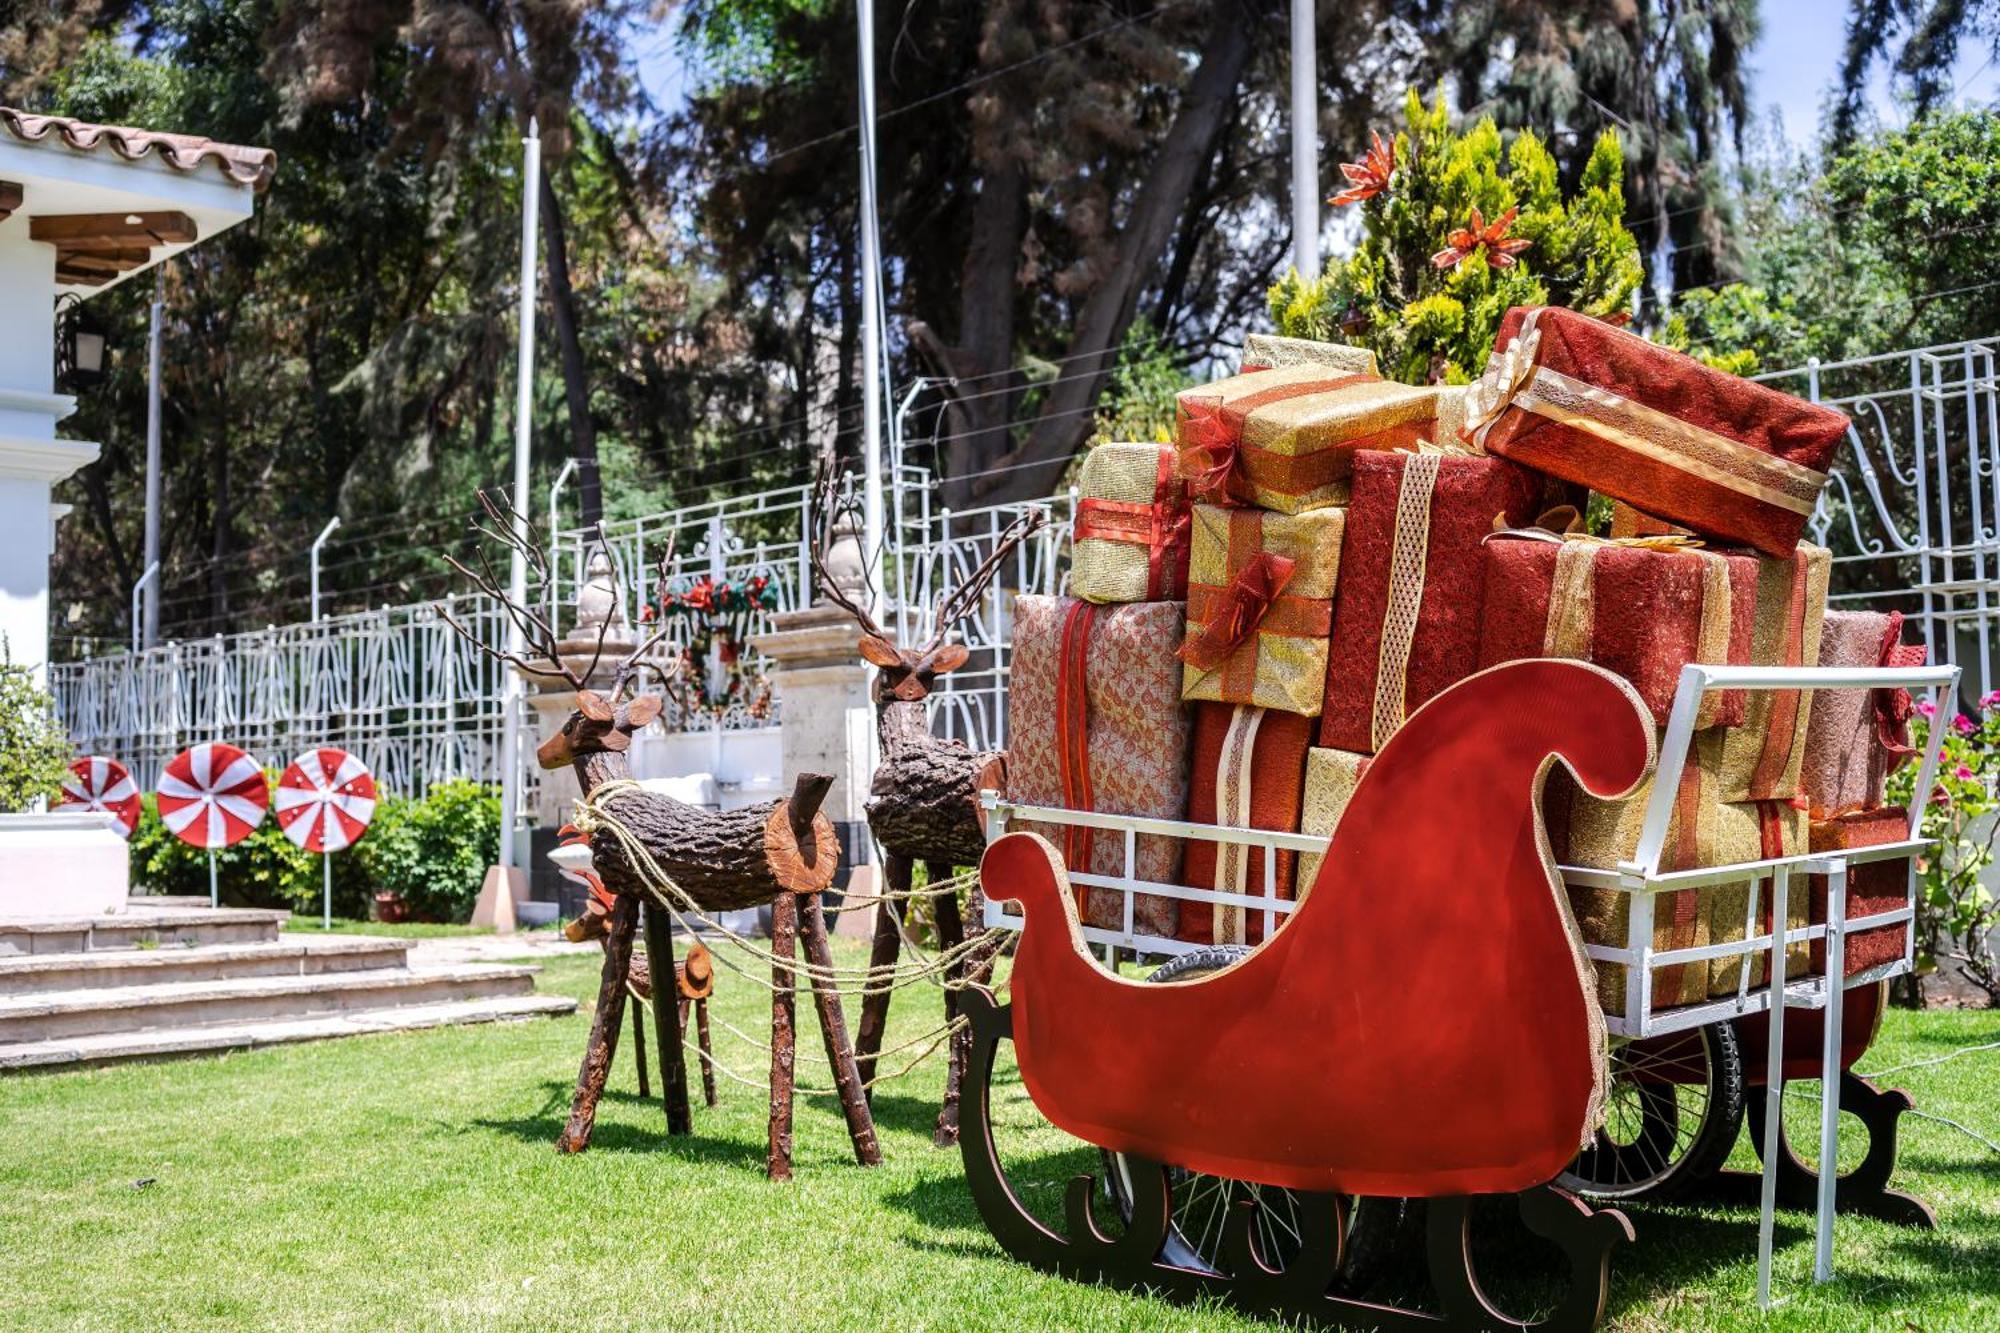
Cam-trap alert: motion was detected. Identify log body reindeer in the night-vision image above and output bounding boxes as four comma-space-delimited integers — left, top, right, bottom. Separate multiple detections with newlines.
809, 470, 1046, 1145
440, 491, 878, 1178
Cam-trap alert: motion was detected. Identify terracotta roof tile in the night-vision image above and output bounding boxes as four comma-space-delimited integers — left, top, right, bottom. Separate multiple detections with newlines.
0, 108, 275, 194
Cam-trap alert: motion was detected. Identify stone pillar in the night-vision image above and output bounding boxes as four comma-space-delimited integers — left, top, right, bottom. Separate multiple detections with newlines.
749, 604, 875, 890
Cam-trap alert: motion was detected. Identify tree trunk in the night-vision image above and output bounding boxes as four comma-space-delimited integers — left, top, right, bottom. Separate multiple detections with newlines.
557, 893, 637, 1153
539, 173, 602, 524
643, 903, 693, 1135
767, 890, 798, 1181
852, 853, 909, 1093
798, 892, 882, 1166
585, 773, 839, 912
864, 699, 1004, 867
930, 859, 969, 1146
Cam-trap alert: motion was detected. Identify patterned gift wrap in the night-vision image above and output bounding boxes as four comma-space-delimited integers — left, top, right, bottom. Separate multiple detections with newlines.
1808, 806, 1914, 976
1241, 333, 1380, 376
1071, 443, 1193, 604
1008, 595, 1192, 936
1176, 704, 1313, 947
1567, 762, 1809, 1017
1293, 746, 1371, 900
1801, 609, 1927, 815
1465, 305, 1848, 557
1478, 533, 1759, 729
1179, 504, 1343, 716
1175, 363, 1437, 514
1318, 449, 1542, 753
1713, 544, 1831, 802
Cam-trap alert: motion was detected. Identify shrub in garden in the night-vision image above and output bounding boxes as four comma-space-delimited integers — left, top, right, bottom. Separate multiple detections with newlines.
1267, 88, 1643, 386
353, 779, 499, 923
0, 642, 70, 813
129, 775, 371, 914
1888, 695, 2000, 1005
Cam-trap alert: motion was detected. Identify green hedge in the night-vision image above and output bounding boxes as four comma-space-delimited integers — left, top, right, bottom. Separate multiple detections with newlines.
131, 775, 499, 923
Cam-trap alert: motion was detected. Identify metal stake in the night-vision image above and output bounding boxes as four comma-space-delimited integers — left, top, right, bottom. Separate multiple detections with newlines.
208, 847, 218, 909
309, 516, 341, 621
323, 854, 333, 931
497, 117, 542, 875
1757, 866, 1792, 1310
1815, 861, 1850, 1282
130, 561, 160, 655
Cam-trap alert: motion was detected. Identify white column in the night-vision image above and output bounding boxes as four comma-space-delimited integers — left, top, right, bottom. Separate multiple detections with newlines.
498, 120, 541, 871
1289, 0, 1320, 277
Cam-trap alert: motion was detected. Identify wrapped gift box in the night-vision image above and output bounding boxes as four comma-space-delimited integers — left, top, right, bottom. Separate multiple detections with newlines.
1808, 806, 1914, 976
1180, 504, 1343, 716
1318, 449, 1542, 752
1608, 499, 1691, 539
1072, 443, 1193, 604
1567, 763, 1808, 1016
1465, 306, 1848, 557
1801, 609, 1928, 814
1176, 364, 1437, 513
1177, 704, 1313, 946
1242, 333, 1380, 375
1009, 595, 1191, 936
1714, 544, 1831, 802
1294, 746, 1371, 900
1479, 533, 1759, 729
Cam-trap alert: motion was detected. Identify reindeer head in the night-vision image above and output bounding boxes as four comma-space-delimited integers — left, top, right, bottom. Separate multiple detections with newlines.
537, 689, 663, 770
858, 635, 970, 703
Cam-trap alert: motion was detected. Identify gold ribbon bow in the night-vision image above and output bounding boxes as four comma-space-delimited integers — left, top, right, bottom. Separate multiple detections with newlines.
1463, 313, 1545, 441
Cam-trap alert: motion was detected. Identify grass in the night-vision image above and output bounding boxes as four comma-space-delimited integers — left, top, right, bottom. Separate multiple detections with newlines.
278, 916, 500, 939
1, 939, 1996, 1331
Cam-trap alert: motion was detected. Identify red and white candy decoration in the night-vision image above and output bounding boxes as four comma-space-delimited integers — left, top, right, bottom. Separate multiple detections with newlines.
157, 742, 269, 849
274, 748, 377, 853
58, 755, 143, 839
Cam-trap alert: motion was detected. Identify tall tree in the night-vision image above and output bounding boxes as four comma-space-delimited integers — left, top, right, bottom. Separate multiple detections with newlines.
1833, 0, 2000, 147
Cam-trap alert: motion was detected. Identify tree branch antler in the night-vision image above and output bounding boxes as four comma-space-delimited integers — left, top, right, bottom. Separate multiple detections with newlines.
808, 456, 888, 641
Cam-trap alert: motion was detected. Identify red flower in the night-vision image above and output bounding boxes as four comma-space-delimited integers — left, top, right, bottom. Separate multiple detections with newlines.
681, 577, 716, 614
1330, 131, 1395, 206
1431, 205, 1532, 270
639, 603, 656, 623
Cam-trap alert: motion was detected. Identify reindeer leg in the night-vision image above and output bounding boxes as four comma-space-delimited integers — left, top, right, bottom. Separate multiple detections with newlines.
628, 991, 651, 1099
939, 875, 1003, 1148
798, 890, 883, 1167
558, 895, 638, 1154
696, 998, 718, 1107
767, 890, 798, 1182
642, 904, 694, 1135
929, 860, 969, 1147
853, 852, 909, 1094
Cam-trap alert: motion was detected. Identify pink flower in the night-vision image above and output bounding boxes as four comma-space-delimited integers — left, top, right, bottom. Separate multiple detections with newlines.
1915, 698, 1938, 719
1957, 764, 1977, 780
1982, 690, 2000, 709
1955, 713, 1978, 735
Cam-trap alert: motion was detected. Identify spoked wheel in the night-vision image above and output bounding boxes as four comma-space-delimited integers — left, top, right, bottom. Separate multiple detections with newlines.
1559, 1021, 1744, 1202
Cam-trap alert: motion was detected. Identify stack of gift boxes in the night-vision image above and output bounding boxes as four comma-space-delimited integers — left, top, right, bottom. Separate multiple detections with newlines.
1007, 304, 1926, 1019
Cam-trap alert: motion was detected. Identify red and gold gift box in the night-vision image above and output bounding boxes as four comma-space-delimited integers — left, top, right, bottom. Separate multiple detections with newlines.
1808, 806, 1913, 976
1293, 746, 1370, 900
1479, 532, 1759, 730
1713, 544, 1831, 803
1801, 609, 1928, 815
1465, 306, 1848, 557
1318, 449, 1542, 753
1566, 762, 1809, 1017
1180, 504, 1343, 717
1008, 595, 1192, 937
1177, 704, 1313, 947
1071, 443, 1192, 604
1175, 363, 1437, 513
1241, 333, 1380, 375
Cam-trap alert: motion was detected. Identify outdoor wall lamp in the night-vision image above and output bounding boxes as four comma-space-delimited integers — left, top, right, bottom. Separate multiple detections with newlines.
55, 292, 108, 392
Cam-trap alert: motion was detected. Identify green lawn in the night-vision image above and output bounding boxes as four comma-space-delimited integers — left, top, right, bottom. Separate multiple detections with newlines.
278, 916, 502, 939
2, 940, 1996, 1331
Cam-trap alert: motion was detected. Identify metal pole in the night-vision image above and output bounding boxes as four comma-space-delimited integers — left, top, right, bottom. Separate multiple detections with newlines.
498, 119, 542, 874
1288, 0, 1319, 276
323, 855, 333, 931
309, 516, 341, 621
130, 561, 159, 655
208, 847, 219, 909
856, 0, 886, 620
547, 456, 578, 628
142, 270, 164, 649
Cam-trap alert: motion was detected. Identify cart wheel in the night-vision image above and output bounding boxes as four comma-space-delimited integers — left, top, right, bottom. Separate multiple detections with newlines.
1559, 1022, 1744, 1201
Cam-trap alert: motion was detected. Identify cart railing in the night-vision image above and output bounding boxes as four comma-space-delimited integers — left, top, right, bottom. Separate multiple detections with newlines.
980, 662, 1960, 1041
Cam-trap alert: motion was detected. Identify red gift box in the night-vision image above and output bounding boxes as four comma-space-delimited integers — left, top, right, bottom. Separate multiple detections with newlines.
1478, 533, 1759, 729
1318, 449, 1542, 753
1809, 806, 1914, 977
1801, 610, 1928, 815
1178, 704, 1313, 947
1465, 306, 1848, 557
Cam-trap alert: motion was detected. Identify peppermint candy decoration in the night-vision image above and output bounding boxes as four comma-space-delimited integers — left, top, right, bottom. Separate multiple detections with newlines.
157, 743, 269, 849
58, 755, 142, 839
274, 748, 377, 853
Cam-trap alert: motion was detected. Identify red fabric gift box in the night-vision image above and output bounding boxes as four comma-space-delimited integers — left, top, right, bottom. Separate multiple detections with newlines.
1318, 449, 1543, 753
1177, 704, 1313, 947
1801, 609, 1928, 815
1809, 806, 1914, 977
1465, 306, 1848, 557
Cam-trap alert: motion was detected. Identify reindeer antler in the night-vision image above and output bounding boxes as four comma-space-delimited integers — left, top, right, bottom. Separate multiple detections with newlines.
808, 457, 888, 640
923, 507, 1046, 657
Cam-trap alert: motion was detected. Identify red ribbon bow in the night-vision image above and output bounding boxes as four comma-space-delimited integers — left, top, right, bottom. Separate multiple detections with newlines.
1873, 611, 1927, 766
1177, 397, 1242, 504
1178, 552, 1297, 671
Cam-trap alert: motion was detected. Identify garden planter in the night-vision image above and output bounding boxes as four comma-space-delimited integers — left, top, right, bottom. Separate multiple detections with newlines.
0, 811, 128, 917
373, 890, 410, 923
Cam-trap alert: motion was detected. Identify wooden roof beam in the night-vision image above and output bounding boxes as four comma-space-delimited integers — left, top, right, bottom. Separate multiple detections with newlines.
55, 247, 152, 275
29, 210, 196, 248
0, 182, 21, 222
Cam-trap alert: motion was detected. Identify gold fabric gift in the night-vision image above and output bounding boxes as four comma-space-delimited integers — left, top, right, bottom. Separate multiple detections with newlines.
1567, 752, 1809, 1017
1071, 442, 1192, 605
1176, 364, 1438, 514
1715, 544, 1832, 802
1180, 504, 1343, 716
1294, 746, 1371, 898
1242, 333, 1381, 376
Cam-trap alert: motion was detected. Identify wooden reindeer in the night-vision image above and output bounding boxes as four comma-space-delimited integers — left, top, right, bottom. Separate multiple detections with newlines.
440, 491, 878, 1178
807, 468, 1046, 1144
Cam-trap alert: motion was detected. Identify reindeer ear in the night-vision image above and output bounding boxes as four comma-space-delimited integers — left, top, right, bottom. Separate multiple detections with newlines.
859, 635, 904, 669
577, 690, 614, 721
923, 643, 971, 675
599, 728, 632, 753
622, 694, 662, 729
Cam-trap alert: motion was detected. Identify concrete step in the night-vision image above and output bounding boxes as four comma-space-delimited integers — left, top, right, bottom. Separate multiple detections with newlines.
0, 937, 414, 995
0, 907, 288, 956
0, 964, 543, 1043
0, 994, 578, 1070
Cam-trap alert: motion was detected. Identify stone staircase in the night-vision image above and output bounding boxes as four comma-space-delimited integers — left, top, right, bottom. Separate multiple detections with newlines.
0, 903, 576, 1070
